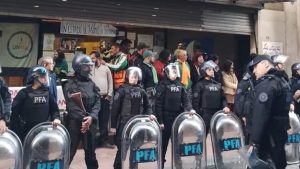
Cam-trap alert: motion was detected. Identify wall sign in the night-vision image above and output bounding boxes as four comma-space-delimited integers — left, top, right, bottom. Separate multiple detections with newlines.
60, 20, 117, 37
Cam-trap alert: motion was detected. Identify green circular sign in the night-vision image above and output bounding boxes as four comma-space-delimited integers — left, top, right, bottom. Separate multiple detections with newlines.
7, 31, 33, 59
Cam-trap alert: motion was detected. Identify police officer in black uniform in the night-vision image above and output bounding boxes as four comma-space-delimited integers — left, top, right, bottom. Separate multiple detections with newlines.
10, 66, 61, 142
62, 54, 101, 169
0, 65, 11, 133
192, 60, 230, 135
248, 55, 290, 169
110, 67, 153, 169
291, 62, 300, 115
155, 63, 194, 168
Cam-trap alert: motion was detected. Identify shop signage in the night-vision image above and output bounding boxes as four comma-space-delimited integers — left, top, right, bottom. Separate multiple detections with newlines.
60, 20, 117, 37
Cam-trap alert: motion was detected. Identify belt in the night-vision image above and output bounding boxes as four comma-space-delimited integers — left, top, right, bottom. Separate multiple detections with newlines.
100, 94, 108, 98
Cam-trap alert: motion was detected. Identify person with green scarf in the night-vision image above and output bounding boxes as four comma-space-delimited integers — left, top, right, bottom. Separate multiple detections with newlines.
140, 50, 158, 111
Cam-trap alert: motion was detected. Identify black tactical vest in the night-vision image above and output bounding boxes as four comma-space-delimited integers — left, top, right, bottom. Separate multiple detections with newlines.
201, 83, 222, 109
120, 86, 143, 118
22, 88, 50, 124
164, 84, 182, 112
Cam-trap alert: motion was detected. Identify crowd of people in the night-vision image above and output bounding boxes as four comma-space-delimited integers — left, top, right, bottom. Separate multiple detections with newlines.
0, 38, 299, 169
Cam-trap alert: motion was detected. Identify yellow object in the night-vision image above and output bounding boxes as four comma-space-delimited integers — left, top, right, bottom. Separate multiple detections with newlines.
179, 60, 190, 87
79, 42, 100, 54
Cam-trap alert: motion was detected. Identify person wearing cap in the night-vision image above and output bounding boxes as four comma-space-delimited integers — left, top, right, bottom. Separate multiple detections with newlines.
140, 50, 158, 111
0, 65, 11, 134
128, 42, 149, 67
90, 51, 114, 149
192, 60, 230, 135
247, 55, 290, 169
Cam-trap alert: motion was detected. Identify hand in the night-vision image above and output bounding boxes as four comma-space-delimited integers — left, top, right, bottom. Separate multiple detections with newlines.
149, 114, 157, 121
247, 145, 253, 157
81, 116, 92, 133
110, 128, 116, 135
290, 104, 295, 112
242, 117, 247, 126
189, 109, 196, 116
52, 119, 61, 127
223, 107, 230, 113
159, 124, 165, 130
105, 95, 112, 101
0, 120, 7, 134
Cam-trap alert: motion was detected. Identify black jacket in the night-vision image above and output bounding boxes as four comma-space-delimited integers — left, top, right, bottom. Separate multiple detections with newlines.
140, 63, 157, 89
0, 78, 11, 122
62, 75, 101, 121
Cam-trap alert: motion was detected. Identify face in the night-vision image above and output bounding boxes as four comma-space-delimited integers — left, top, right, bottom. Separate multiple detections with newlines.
45, 61, 54, 71
168, 68, 178, 81
205, 68, 215, 78
297, 69, 300, 75
276, 63, 285, 70
35, 75, 49, 87
197, 55, 204, 64
110, 45, 119, 56
90, 53, 97, 63
253, 61, 271, 79
179, 51, 187, 61
230, 64, 234, 73
128, 73, 138, 85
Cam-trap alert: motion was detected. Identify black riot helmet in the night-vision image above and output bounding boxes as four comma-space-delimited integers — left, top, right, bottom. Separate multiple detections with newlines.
291, 62, 300, 77
72, 54, 94, 77
27, 65, 49, 86
125, 67, 142, 85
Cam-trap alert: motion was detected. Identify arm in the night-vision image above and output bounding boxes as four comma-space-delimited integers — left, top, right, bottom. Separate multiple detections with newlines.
111, 89, 124, 128
10, 89, 27, 129
155, 84, 165, 124
106, 55, 128, 72
142, 89, 152, 114
49, 93, 60, 120
192, 83, 202, 114
181, 87, 193, 111
106, 67, 114, 97
0, 80, 11, 121
250, 82, 275, 145
222, 72, 238, 90
90, 85, 101, 121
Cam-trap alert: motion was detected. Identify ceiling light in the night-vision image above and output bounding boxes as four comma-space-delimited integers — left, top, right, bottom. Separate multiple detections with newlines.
33, 5, 39, 8
62, 0, 68, 2
116, 3, 121, 6
154, 7, 159, 10
152, 14, 157, 17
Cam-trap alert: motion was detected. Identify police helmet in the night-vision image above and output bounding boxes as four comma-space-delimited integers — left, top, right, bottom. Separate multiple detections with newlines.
164, 63, 180, 80
291, 62, 300, 76
72, 54, 94, 77
271, 55, 289, 64
125, 67, 142, 84
27, 66, 49, 86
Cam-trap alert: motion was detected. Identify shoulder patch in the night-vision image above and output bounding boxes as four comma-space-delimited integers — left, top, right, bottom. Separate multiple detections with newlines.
258, 92, 268, 102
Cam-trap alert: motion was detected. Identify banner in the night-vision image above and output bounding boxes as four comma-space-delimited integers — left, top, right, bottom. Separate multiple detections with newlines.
262, 41, 283, 56
60, 20, 117, 37
0, 23, 39, 68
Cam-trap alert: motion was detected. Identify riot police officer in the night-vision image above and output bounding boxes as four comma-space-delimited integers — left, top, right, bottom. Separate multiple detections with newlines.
248, 55, 290, 169
62, 54, 101, 169
10, 66, 61, 142
0, 65, 11, 133
291, 62, 300, 115
192, 60, 230, 134
110, 67, 153, 169
155, 63, 194, 168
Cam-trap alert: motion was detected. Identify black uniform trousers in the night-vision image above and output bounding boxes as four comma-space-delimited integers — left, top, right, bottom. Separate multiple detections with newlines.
114, 122, 126, 169
67, 118, 98, 169
98, 96, 111, 144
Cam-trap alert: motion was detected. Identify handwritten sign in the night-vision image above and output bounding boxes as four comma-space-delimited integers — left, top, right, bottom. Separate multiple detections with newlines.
262, 41, 283, 56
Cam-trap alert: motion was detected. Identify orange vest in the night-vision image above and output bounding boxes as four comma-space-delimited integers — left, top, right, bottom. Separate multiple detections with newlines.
113, 70, 126, 89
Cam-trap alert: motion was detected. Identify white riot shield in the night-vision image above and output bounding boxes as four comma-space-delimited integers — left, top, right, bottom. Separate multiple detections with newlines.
0, 130, 22, 169
210, 111, 247, 169
171, 112, 206, 169
121, 115, 161, 169
23, 122, 70, 169
285, 111, 300, 166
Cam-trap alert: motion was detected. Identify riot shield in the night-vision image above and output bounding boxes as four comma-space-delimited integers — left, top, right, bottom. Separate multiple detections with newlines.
210, 110, 247, 169
23, 122, 70, 169
285, 111, 300, 165
171, 112, 206, 169
0, 130, 22, 169
121, 115, 161, 169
